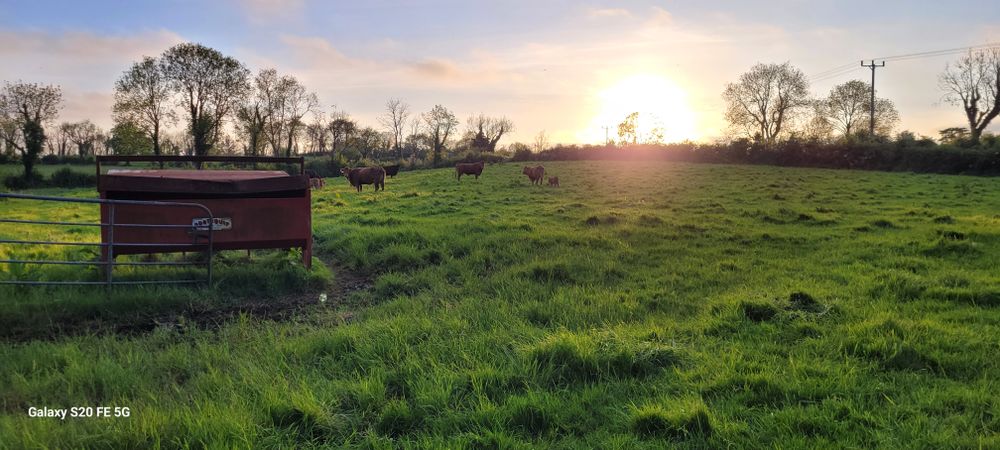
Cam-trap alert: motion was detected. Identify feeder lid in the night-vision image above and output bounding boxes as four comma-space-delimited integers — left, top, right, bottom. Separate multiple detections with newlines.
99, 169, 308, 195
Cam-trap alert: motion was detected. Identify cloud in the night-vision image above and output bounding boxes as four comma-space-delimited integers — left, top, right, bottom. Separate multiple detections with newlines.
233, 0, 306, 24
278, 34, 357, 67
648, 6, 672, 26
587, 7, 632, 19
409, 59, 463, 79
0, 28, 184, 127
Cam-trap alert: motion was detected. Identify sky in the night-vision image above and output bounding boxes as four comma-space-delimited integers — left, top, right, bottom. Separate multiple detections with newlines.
1, 0, 999, 145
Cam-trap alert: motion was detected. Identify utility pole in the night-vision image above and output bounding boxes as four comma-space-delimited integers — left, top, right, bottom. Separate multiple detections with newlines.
861, 60, 885, 135
602, 126, 610, 146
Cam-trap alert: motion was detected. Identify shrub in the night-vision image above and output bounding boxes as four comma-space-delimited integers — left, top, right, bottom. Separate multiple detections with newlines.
48, 168, 96, 188
3, 174, 45, 190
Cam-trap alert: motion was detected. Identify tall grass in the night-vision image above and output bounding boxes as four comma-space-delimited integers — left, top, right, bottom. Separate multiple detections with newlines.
2, 161, 999, 448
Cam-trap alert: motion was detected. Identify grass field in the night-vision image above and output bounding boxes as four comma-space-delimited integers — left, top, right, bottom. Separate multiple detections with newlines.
0, 163, 93, 179
1, 161, 999, 448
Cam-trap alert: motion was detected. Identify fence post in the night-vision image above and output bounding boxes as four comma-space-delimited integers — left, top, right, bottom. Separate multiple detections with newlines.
107, 203, 115, 289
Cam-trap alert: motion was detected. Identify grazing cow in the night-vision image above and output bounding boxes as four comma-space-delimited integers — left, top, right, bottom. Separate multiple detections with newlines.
547, 176, 560, 187
305, 169, 325, 189
522, 165, 545, 185
456, 161, 485, 180
340, 166, 386, 192
382, 164, 401, 178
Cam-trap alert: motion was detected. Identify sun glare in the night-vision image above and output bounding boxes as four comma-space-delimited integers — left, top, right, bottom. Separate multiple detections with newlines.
581, 74, 699, 144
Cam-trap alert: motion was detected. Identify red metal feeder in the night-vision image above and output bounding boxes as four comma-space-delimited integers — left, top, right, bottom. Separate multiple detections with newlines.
97, 156, 313, 268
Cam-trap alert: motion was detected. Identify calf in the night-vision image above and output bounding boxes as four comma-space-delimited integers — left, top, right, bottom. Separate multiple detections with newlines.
456, 161, 485, 180
305, 169, 324, 189
340, 166, 386, 192
547, 176, 560, 187
382, 164, 401, 178
522, 165, 545, 185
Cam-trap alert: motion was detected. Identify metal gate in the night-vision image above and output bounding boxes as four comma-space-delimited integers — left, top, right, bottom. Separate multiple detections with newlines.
0, 193, 214, 286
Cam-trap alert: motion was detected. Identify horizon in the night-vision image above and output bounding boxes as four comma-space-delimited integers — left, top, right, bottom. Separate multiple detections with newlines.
1, 0, 999, 146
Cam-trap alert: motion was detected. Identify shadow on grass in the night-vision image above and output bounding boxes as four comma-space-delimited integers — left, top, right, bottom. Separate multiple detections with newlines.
0, 250, 340, 342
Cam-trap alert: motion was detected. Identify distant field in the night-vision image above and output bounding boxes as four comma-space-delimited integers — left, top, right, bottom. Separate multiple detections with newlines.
1, 161, 999, 448
0, 163, 93, 179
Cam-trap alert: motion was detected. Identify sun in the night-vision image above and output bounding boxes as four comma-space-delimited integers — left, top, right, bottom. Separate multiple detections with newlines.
580, 74, 699, 144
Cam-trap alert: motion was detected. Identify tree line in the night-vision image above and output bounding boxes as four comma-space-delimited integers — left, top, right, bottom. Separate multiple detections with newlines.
3, 43, 999, 182
0, 43, 516, 180
717, 48, 1000, 147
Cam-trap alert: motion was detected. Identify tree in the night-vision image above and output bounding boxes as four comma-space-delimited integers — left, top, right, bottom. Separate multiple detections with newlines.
160, 43, 250, 156
0, 118, 20, 158
304, 111, 328, 154
820, 80, 867, 137
0, 81, 62, 179
237, 69, 283, 157
467, 114, 514, 152
352, 127, 384, 161
939, 127, 970, 146
63, 120, 103, 156
723, 62, 810, 143
939, 49, 1000, 145
279, 82, 318, 157
402, 117, 426, 163
328, 112, 356, 160
107, 121, 153, 156
378, 98, 410, 161
617, 112, 639, 145
47, 122, 71, 156
819, 80, 899, 138
533, 130, 549, 153
113, 56, 175, 158
422, 105, 458, 166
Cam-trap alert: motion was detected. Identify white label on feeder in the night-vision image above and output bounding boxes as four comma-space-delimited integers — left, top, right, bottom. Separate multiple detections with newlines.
192, 217, 232, 231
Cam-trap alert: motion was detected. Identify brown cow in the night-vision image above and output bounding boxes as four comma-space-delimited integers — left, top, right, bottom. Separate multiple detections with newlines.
456, 161, 485, 180
382, 164, 401, 178
340, 166, 386, 192
522, 165, 545, 185
547, 176, 559, 187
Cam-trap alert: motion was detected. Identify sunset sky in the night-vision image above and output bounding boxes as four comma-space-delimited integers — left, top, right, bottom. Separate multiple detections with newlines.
1, 0, 998, 145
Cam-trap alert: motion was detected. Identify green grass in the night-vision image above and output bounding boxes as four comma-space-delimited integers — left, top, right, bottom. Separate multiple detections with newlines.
0, 163, 93, 180
2, 161, 1000, 448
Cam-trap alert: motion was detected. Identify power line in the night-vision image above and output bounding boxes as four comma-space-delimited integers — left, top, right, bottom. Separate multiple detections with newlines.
807, 42, 1000, 83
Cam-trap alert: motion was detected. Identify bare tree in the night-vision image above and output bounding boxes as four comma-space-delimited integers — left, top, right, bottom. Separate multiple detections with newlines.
533, 130, 549, 153
304, 110, 328, 154
723, 62, 811, 143
402, 116, 425, 164
819, 80, 899, 137
160, 43, 250, 156
940, 49, 1000, 145
262, 74, 318, 157
237, 68, 281, 157
113, 56, 175, 158
378, 98, 410, 161
467, 114, 514, 152
47, 122, 71, 156
63, 120, 103, 156
281, 84, 319, 157
422, 105, 458, 166
0, 81, 62, 178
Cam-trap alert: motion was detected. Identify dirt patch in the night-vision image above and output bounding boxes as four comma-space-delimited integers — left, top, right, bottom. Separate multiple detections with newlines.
2, 259, 373, 343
